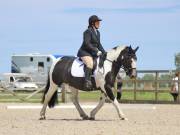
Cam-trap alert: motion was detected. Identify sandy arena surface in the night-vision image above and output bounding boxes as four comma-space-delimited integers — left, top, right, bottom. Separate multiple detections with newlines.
0, 103, 180, 135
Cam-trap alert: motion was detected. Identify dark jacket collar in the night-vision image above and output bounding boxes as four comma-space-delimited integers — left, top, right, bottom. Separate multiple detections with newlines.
88, 27, 100, 41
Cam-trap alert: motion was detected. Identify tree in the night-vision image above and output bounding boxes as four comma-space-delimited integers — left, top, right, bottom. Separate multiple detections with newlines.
159, 74, 171, 88
175, 53, 180, 70
142, 74, 155, 80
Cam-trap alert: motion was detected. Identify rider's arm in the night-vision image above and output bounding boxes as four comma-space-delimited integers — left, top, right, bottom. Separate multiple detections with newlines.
97, 31, 106, 54
98, 43, 106, 54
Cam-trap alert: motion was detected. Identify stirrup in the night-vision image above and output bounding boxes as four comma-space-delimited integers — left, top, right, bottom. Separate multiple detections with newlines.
84, 80, 92, 90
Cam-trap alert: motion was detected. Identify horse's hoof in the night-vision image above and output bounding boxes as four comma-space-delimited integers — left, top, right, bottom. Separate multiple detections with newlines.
121, 117, 128, 121
82, 116, 89, 120
89, 117, 95, 120
39, 116, 46, 120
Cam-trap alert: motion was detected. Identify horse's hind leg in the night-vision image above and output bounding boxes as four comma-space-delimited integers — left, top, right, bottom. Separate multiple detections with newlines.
90, 93, 106, 120
40, 81, 58, 120
70, 87, 89, 120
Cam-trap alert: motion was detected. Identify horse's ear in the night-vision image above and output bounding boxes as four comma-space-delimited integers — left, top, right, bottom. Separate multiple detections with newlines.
129, 45, 132, 50
134, 46, 139, 52
127, 45, 132, 52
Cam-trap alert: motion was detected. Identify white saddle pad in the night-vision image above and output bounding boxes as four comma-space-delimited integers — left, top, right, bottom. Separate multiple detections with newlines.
71, 58, 85, 77
71, 58, 99, 77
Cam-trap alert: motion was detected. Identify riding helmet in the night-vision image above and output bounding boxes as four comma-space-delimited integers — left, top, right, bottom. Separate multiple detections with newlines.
88, 15, 102, 26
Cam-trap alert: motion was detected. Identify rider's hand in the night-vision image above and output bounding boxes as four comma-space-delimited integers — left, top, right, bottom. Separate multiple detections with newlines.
97, 51, 102, 56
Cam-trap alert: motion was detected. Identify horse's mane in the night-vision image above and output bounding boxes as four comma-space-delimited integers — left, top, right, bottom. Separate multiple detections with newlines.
107, 45, 126, 61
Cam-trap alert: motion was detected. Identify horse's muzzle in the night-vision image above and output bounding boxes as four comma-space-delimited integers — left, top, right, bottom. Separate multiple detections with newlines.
130, 68, 137, 79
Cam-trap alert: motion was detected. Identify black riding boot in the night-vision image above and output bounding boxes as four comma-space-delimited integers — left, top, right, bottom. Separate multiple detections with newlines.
84, 67, 92, 90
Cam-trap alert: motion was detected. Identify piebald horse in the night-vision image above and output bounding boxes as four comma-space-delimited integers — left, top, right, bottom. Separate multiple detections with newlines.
40, 45, 139, 120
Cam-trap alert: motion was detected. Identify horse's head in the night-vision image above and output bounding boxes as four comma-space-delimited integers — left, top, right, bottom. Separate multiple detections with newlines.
119, 46, 139, 78
107, 45, 139, 79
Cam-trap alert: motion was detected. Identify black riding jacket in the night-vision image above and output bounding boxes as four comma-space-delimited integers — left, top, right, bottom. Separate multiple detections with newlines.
77, 27, 106, 57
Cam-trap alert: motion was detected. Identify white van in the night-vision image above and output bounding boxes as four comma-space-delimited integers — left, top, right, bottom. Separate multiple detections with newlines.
1, 73, 38, 91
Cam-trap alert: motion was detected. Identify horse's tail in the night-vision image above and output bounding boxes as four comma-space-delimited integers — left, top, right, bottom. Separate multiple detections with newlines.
42, 73, 58, 108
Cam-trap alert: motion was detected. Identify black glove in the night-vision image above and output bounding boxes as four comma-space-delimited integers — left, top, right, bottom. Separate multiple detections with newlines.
99, 52, 107, 68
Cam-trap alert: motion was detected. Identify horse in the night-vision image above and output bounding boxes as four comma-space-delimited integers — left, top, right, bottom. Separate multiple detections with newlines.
39, 45, 139, 120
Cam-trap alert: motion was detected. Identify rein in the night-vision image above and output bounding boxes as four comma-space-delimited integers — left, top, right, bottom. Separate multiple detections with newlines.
104, 58, 134, 74
98, 58, 121, 75
106, 58, 114, 63
105, 58, 120, 69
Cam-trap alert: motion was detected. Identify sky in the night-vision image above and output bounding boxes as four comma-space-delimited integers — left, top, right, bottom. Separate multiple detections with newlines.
0, 0, 180, 73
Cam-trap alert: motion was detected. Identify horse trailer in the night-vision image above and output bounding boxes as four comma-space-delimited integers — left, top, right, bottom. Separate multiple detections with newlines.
11, 54, 63, 86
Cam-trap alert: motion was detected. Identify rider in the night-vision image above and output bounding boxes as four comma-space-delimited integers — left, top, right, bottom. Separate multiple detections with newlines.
77, 15, 106, 90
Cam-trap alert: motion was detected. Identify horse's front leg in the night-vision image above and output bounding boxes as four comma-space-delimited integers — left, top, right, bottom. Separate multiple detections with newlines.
111, 98, 128, 120
104, 84, 127, 120
70, 87, 89, 120
89, 93, 106, 120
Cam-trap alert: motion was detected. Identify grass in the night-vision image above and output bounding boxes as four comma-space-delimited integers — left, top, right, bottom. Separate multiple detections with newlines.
0, 90, 176, 103
79, 91, 101, 101
136, 92, 155, 100
121, 91, 174, 101
158, 93, 174, 101
0, 92, 43, 103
